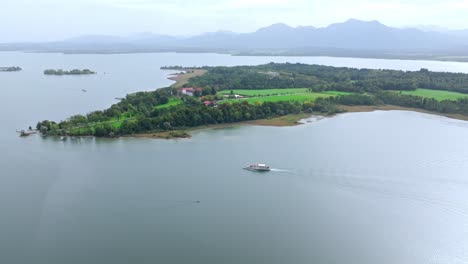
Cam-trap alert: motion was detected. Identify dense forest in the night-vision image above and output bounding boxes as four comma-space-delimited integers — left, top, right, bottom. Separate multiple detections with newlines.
187, 63, 468, 94
44, 69, 96, 75
37, 63, 468, 137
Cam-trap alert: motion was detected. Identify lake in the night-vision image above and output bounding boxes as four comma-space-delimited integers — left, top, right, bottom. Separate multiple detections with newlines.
1, 52, 468, 264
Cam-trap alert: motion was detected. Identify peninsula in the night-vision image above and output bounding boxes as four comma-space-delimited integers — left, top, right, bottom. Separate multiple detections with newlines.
44, 69, 96, 75
37, 63, 468, 138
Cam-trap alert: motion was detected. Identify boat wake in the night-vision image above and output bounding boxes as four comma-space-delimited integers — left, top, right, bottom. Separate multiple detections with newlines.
269, 168, 292, 172
306, 170, 468, 218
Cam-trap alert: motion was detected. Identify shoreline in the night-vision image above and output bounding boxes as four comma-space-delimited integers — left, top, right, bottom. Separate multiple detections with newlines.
130, 105, 468, 139
130, 113, 311, 139
34, 106, 468, 140
165, 69, 207, 88
338, 105, 468, 121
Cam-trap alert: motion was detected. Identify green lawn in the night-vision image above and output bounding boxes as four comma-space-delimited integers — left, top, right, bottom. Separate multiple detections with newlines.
401, 89, 468, 101
218, 88, 350, 97
243, 93, 332, 103
321, 91, 352, 96
155, 98, 182, 109
218, 89, 350, 104
220, 92, 347, 104
219, 88, 309, 96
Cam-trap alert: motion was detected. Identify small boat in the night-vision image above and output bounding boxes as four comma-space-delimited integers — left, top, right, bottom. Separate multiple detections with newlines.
244, 164, 271, 172
60, 136, 66, 141
81, 89, 87, 92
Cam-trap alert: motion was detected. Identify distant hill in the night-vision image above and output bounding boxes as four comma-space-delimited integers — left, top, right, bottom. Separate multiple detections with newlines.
2, 19, 468, 61
184, 19, 457, 51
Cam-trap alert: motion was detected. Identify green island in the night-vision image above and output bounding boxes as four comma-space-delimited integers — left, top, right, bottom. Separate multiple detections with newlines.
0, 66, 22, 72
44, 69, 96, 75
37, 63, 468, 138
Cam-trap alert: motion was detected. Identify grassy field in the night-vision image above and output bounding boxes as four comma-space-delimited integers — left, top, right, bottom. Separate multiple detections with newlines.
218, 88, 349, 97
219, 89, 349, 104
155, 98, 182, 109
401, 88, 468, 101
241, 93, 332, 103
219, 88, 309, 96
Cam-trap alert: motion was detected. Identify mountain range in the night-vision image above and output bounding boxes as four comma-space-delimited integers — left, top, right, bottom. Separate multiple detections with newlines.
2, 19, 468, 61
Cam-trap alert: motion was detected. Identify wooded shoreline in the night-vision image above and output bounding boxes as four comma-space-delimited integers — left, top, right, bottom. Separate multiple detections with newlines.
35, 63, 468, 139
130, 105, 468, 139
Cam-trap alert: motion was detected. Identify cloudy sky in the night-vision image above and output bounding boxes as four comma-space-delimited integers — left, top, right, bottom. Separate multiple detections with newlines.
2, 0, 468, 42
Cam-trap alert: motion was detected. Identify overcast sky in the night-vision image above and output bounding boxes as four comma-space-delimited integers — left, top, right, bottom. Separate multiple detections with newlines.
2, 0, 468, 42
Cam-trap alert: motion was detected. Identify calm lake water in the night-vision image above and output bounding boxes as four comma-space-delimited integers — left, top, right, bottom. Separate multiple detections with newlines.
1, 52, 468, 264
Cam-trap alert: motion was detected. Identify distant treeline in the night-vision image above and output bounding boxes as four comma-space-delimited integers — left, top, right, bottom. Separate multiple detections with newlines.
44, 69, 96, 75
187, 63, 468, 94
161, 66, 187, 70
0, 66, 22, 72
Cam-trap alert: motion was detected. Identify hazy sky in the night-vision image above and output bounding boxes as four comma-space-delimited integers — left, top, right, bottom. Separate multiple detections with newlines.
2, 0, 468, 42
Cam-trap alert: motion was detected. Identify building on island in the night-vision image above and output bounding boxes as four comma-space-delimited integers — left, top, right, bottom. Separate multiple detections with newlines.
178, 87, 203, 96
223, 94, 244, 99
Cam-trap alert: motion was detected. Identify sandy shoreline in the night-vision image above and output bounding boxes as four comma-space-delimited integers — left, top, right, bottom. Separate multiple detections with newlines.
166, 69, 207, 88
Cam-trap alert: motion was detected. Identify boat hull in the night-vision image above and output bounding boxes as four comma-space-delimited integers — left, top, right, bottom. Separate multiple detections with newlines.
243, 167, 270, 172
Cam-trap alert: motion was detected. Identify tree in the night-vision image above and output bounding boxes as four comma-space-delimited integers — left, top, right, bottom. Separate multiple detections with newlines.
94, 125, 107, 137
40, 126, 48, 134
210, 87, 217, 95
163, 122, 172, 130
159, 96, 169, 105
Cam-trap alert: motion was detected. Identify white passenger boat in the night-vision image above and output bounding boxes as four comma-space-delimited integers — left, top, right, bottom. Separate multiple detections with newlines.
244, 164, 271, 172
